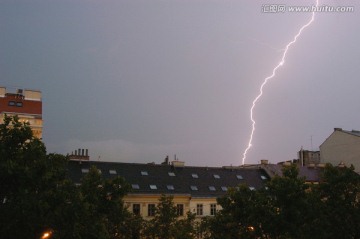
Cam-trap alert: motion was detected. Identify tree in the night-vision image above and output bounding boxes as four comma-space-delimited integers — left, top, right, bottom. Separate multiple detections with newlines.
174, 211, 196, 239
144, 195, 177, 239
0, 115, 132, 239
51, 166, 131, 239
207, 184, 261, 239
317, 164, 360, 239
208, 164, 319, 239
0, 115, 68, 239
143, 194, 196, 239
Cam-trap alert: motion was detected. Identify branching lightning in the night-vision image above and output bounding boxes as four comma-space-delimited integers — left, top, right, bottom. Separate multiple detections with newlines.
241, 0, 319, 165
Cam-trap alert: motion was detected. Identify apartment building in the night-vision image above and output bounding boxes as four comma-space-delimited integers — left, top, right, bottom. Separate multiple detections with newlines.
67, 159, 270, 219
0, 87, 42, 139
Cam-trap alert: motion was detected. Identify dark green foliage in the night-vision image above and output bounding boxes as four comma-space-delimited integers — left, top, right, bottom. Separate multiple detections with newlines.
0, 115, 131, 239
206, 164, 360, 239
317, 164, 360, 239
143, 195, 196, 239
0, 115, 67, 239
52, 166, 131, 239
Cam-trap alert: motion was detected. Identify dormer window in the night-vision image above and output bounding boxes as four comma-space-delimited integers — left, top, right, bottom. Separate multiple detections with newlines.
141, 171, 148, 176
81, 168, 89, 173
213, 174, 220, 179
168, 172, 176, 176
132, 184, 140, 189
190, 185, 198, 191
150, 185, 157, 190
236, 175, 243, 180
209, 186, 216, 191
109, 170, 117, 175
221, 186, 228, 191
192, 174, 199, 178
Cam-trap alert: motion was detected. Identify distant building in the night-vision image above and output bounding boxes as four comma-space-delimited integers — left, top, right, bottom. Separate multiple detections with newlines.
244, 160, 322, 184
320, 128, 360, 173
298, 149, 320, 166
0, 87, 42, 139
67, 159, 270, 219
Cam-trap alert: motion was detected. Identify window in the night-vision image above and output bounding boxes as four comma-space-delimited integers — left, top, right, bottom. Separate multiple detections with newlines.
196, 204, 203, 216
16, 102, 23, 107
141, 171, 148, 176
8, 101, 15, 106
149, 185, 157, 190
213, 174, 220, 179
148, 204, 156, 216
209, 186, 216, 191
261, 175, 267, 180
167, 185, 175, 190
168, 172, 176, 176
210, 204, 217, 216
190, 185, 198, 191
81, 168, 89, 173
133, 204, 140, 215
109, 169, 117, 175
177, 204, 184, 216
236, 175, 243, 180
191, 173, 199, 178
132, 184, 140, 190
221, 186, 228, 191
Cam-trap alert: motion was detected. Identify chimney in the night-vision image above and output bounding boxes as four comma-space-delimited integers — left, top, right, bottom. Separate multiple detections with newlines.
69, 148, 90, 161
334, 128, 342, 131
162, 155, 169, 165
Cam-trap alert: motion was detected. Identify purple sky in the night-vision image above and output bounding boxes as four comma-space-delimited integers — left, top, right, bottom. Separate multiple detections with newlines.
1, 0, 359, 166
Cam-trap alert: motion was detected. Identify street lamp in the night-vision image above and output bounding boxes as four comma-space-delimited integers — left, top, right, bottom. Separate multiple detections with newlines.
41, 230, 53, 239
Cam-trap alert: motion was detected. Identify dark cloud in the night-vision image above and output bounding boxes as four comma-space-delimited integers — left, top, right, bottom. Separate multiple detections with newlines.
1, 0, 359, 166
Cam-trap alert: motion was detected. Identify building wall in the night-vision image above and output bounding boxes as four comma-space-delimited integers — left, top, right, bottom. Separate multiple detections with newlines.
189, 197, 220, 217
124, 194, 221, 220
320, 130, 360, 172
298, 150, 320, 166
124, 194, 191, 219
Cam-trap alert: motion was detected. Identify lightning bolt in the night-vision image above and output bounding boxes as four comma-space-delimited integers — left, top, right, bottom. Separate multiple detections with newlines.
241, 0, 319, 165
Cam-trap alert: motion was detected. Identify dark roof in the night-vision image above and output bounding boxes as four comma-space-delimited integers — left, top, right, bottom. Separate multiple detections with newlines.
342, 129, 360, 137
259, 164, 321, 183
67, 161, 269, 197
